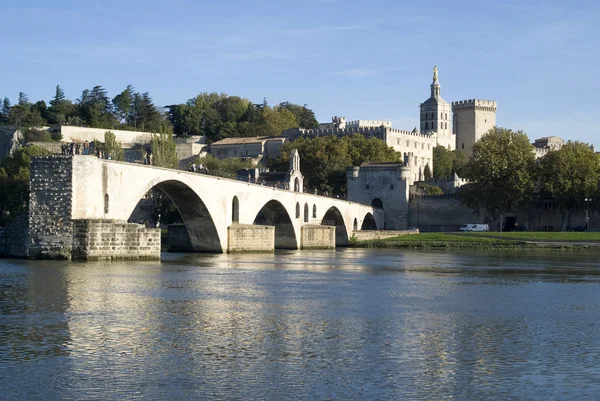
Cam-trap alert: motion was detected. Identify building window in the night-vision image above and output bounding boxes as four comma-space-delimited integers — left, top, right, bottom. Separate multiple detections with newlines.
428, 144, 431, 150
313, 204, 317, 218
421, 143, 424, 149
445, 113, 448, 120
390, 184, 394, 189
296, 202, 300, 218
365, 185, 369, 189
406, 140, 410, 147
425, 122, 428, 129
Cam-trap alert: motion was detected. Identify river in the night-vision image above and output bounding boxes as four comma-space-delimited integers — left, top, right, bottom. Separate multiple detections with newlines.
1, 249, 600, 400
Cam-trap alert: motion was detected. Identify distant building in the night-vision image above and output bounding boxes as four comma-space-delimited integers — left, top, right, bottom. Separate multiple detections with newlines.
209, 136, 287, 163
532, 136, 564, 158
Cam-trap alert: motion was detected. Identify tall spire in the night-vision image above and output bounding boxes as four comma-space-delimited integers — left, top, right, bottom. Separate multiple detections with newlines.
431, 65, 441, 98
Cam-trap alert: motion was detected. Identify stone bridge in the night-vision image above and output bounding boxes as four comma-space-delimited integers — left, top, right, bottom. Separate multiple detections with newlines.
28, 156, 383, 259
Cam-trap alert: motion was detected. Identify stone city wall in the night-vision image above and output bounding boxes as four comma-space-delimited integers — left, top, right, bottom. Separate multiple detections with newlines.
301, 225, 335, 249
28, 156, 74, 259
72, 219, 160, 261
408, 195, 481, 232
227, 224, 274, 253
0, 215, 29, 257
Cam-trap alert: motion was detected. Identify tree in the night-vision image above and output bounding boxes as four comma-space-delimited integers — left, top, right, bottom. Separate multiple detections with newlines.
194, 154, 255, 178
458, 127, 536, 221
0, 98, 11, 124
112, 85, 134, 124
452, 149, 468, 177
0, 145, 51, 224
18, 92, 29, 106
537, 141, 600, 230
432, 145, 453, 179
103, 131, 124, 161
423, 163, 432, 180
150, 133, 178, 169
276, 102, 318, 129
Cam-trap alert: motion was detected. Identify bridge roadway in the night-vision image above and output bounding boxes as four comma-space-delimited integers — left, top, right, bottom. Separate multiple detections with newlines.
70, 156, 383, 252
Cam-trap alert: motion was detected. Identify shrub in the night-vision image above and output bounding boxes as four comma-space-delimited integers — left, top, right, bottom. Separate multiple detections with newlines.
25, 129, 52, 142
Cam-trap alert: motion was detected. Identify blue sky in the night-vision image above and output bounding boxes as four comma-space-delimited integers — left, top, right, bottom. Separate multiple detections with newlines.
2, 0, 599, 146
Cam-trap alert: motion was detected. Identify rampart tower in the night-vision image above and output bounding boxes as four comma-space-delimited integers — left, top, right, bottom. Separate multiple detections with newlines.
452, 99, 497, 156
419, 66, 454, 150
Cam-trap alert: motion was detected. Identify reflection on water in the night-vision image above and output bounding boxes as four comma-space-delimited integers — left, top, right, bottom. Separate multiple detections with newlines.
2, 249, 600, 400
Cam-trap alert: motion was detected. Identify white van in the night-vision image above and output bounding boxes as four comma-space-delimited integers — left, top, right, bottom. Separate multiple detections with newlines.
460, 224, 489, 232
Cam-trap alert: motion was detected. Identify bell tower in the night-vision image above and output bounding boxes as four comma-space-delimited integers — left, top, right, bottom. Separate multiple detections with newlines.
419, 66, 454, 150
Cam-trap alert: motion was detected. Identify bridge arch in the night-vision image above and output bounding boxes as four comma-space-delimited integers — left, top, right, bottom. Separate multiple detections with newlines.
128, 179, 222, 253
253, 200, 297, 249
361, 213, 377, 230
321, 206, 349, 246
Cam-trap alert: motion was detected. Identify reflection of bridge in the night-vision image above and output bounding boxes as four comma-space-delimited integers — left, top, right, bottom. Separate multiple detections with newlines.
28, 156, 383, 259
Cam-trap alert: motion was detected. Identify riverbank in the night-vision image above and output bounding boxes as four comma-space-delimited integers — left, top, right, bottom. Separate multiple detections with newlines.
350, 232, 600, 250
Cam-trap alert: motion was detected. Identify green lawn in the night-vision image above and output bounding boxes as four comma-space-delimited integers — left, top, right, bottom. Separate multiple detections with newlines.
384, 233, 512, 242
460, 231, 600, 241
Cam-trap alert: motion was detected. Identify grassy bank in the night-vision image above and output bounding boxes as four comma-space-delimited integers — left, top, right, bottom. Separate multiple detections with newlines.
459, 232, 600, 241
351, 232, 600, 249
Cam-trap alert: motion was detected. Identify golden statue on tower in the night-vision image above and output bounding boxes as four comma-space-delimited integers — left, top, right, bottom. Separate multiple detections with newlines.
433, 65, 438, 81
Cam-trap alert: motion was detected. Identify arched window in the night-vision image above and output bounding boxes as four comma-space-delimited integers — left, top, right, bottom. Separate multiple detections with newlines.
304, 203, 309, 222
294, 178, 300, 192
312, 204, 317, 218
353, 218, 358, 231
296, 202, 300, 218
104, 194, 109, 214
232, 196, 239, 223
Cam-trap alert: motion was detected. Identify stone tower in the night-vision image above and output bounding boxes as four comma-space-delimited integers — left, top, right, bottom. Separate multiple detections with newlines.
452, 99, 497, 156
420, 66, 454, 150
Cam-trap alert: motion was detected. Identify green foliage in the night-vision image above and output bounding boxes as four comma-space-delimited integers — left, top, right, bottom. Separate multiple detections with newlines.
433, 146, 467, 179
267, 133, 401, 194
537, 141, 600, 229
0, 145, 50, 224
167, 93, 318, 141
459, 127, 536, 219
421, 183, 443, 195
276, 102, 318, 129
25, 129, 52, 142
193, 154, 255, 178
103, 131, 124, 161
150, 133, 178, 169
423, 163, 432, 181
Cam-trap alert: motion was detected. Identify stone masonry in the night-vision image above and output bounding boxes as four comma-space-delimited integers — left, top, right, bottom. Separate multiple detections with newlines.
28, 156, 74, 259
300, 225, 335, 249
71, 220, 160, 261
227, 224, 275, 253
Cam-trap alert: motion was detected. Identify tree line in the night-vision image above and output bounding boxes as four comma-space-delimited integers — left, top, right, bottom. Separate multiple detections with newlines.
457, 127, 600, 230
0, 87, 318, 143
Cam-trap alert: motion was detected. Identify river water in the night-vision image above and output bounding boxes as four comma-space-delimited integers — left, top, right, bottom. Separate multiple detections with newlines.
1, 249, 600, 400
